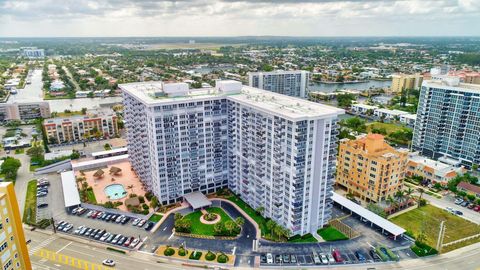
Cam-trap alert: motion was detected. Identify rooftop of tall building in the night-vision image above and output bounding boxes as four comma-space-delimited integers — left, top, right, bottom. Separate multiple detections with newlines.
120, 80, 343, 120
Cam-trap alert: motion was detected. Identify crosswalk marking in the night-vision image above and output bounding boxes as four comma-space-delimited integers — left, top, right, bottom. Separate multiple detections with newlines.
33, 248, 114, 270
29, 235, 59, 255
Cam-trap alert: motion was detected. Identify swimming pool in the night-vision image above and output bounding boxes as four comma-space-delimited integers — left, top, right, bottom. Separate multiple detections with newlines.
104, 184, 127, 200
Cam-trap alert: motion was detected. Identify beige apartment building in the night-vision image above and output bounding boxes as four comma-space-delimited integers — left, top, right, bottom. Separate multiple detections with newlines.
336, 134, 408, 203
43, 113, 118, 144
0, 182, 32, 270
390, 73, 423, 93
0, 102, 51, 122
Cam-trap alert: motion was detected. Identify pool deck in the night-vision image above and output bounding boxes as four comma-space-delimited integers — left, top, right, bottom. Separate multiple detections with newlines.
76, 160, 149, 211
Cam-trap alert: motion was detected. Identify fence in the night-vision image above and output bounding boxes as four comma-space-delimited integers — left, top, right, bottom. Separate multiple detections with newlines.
329, 219, 360, 239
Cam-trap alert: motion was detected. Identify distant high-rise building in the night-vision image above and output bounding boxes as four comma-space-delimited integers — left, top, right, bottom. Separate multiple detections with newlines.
121, 80, 343, 235
21, 47, 45, 58
0, 182, 32, 270
248, 70, 310, 98
413, 77, 480, 168
336, 134, 408, 203
390, 73, 423, 93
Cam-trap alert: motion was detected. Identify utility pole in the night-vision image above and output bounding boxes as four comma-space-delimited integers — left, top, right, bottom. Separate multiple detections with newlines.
51, 217, 56, 233
436, 221, 446, 252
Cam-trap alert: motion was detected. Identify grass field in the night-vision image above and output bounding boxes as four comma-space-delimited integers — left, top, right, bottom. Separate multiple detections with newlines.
86, 189, 97, 204
318, 226, 349, 241
149, 213, 164, 223
288, 233, 318, 243
366, 122, 408, 134
390, 205, 480, 251
227, 195, 268, 236
23, 180, 37, 225
183, 207, 234, 236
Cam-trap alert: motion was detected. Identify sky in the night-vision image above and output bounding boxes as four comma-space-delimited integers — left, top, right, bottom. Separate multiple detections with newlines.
0, 0, 479, 37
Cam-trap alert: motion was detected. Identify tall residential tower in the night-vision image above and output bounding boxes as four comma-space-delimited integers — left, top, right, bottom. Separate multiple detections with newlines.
413, 77, 480, 168
248, 70, 310, 98
121, 80, 343, 235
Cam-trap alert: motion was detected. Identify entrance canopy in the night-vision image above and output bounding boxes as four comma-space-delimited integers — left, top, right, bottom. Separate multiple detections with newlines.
184, 192, 212, 210
332, 192, 406, 237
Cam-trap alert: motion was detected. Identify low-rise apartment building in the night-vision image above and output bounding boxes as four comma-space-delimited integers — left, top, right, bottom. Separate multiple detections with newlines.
0, 102, 51, 122
406, 153, 466, 185
336, 134, 408, 203
43, 113, 118, 144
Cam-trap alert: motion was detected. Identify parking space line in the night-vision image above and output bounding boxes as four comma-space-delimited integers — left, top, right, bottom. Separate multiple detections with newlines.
56, 241, 72, 254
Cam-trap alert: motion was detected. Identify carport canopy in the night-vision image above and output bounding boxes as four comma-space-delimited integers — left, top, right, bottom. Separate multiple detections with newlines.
332, 192, 406, 237
183, 192, 212, 210
61, 171, 81, 209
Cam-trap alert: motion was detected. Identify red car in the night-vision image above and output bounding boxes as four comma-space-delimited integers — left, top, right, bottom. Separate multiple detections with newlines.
332, 249, 344, 263
474, 206, 480, 212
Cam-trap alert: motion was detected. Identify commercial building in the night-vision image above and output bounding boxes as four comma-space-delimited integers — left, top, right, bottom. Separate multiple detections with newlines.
406, 152, 466, 185
0, 182, 32, 270
121, 80, 343, 235
390, 73, 423, 93
248, 70, 310, 98
336, 134, 408, 203
0, 102, 51, 122
413, 77, 480, 168
43, 113, 119, 144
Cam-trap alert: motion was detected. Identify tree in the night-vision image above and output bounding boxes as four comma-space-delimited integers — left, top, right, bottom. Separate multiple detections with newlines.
224, 220, 236, 234
81, 107, 87, 115
150, 196, 159, 209
417, 187, 425, 208
273, 224, 284, 240
266, 220, 276, 237
394, 190, 405, 207
26, 146, 44, 160
213, 222, 223, 235
235, 217, 245, 228
255, 206, 265, 215
336, 93, 356, 109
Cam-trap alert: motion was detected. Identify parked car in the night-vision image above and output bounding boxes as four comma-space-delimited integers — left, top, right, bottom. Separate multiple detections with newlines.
290, 255, 297, 264
312, 253, 321, 264
282, 254, 290, 263
455, 210, 464, 215
370, 249, 381, 261
355, 251, 366, 262
106, 234, 115, 243
327, 253, 335, 263
137, 219, 146, 227
461, 201, 469, 207
118, 236, 128, 246
129, 238, 140, 249
122, 216, 131, 224
123, 237, 134, 247
90, 229, 99, 238
144, 222, 154, 231
62, 224, 73, 232
74, 226, 85, 234
260, 254, 266, 264
86, 210, 95, 218
38, 203, 48, 208
111, 234, 122, 245
474, 206, 480, 212
116, 215, 125, 223
455, 199, 463, 205
445, 207, 454, 213
132, 218, 140, 226
266, 253, 273, 264
37, 192, 47, 197
467, 204, 475, 209
319, 253, 328, 264
84, 228, 93, 237
332, 249, 343, 263
95, 230, 106, 240
275, 254, 282, 264
100, 232, 111, 242
56, 221, 66, 230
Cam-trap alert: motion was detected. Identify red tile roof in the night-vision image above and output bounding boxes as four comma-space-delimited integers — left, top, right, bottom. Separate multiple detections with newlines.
457, 181, 480, 195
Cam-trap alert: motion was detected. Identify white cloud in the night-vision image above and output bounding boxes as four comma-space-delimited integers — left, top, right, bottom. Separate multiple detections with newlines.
0, 0, 479, 36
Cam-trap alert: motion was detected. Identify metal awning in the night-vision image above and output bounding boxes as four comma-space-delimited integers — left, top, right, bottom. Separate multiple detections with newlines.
332, 192, 406, 236
61, 171, 81, 208
183, 192, 212, 210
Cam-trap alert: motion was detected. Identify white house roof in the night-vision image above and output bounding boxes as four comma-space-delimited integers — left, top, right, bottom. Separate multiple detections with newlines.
332, 192, 406, 236
61, 171, 81, 208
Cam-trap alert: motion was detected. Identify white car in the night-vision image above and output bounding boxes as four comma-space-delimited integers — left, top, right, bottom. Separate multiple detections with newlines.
320, 253, 328, 264
74, 226, 84, 235
132, 218, 140, 226
446, 207, 454, 213
327, 253, 335, 263
102, 259, 115, 266
62, 224, 73, 232
129, 238, 140, 248
100, 232, 111, 242
137, 219, 146, 227
266, 253, 273, 264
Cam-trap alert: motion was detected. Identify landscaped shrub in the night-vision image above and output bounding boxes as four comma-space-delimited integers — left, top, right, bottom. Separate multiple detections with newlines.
163, 247, 175, 256
142, 203, 149, 210
205, 251, 216, 261
375, 247, 389, 261
178, 247, 187, 256
139, 196, 145, 204
217, 253, 228, 263
189, 251, 202, 260
145, 191, 153, 201
204, 213, 217, 221
411, 241, 438, 257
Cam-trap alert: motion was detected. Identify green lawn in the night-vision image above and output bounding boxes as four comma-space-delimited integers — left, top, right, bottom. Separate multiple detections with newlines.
182, 207, 234, 236
23, 180, 37, 225
366, 122, 407, 134
149, 213, 164, 223
227, 195, 268, 236
317, 226, 349, 241
390, 205, 480, 251
15, 148, 25, 154
29, 164, 42, 172
86, 189, 97, 204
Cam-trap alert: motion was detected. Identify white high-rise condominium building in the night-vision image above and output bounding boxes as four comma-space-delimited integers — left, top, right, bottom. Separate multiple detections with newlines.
121, 80, 343, 235
413, 77, 480, 168
248, 70, 310, 98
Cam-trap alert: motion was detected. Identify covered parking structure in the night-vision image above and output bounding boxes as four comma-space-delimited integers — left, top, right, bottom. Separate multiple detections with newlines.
183, 192, 212, 210
332, 192, 406, 239
61, 171, 81, 211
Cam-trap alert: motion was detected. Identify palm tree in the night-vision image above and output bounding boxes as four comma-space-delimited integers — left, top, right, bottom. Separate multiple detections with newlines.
273, 225, 284, 241
417, 187, 425, 208
235, 217, 245, 228
405, 187, 414, 201
387, 195, 396, 214
266, 220, 277, 238
282, 228, 292, 240
395, 190, 405, 209
225, 220, 236, 234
